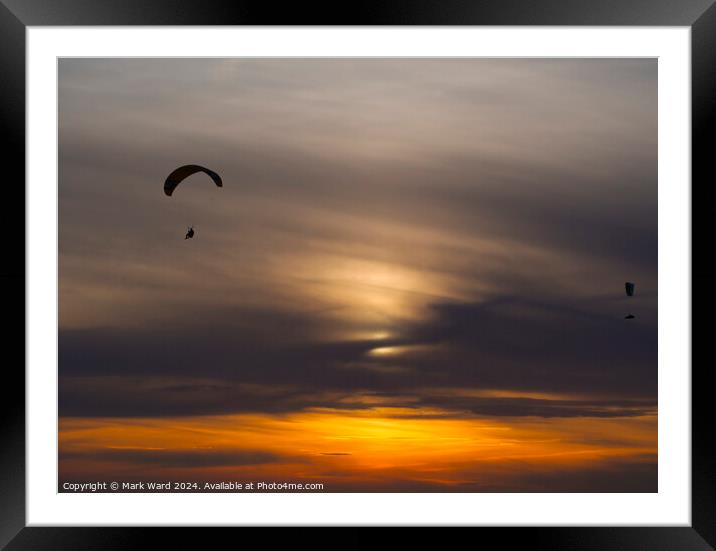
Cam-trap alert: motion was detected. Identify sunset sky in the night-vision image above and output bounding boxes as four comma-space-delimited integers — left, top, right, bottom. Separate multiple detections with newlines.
58, 58, 657, 492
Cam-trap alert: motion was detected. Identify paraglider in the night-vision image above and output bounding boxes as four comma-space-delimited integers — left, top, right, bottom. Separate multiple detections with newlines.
164, 165, 222, 197
624, 281, 635, 319
164, 165, 222, 239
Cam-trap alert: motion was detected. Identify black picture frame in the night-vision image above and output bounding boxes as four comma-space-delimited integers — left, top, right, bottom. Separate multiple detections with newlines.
1, 0, 710, 546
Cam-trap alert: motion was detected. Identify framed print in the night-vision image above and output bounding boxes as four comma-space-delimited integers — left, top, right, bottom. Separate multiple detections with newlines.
1, 0, 711, 547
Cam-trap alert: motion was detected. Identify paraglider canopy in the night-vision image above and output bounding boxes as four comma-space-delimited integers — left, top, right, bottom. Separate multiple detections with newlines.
164, 165, 222, 197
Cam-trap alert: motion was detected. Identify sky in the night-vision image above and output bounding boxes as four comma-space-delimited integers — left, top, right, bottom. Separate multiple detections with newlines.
58, 58, 657, 492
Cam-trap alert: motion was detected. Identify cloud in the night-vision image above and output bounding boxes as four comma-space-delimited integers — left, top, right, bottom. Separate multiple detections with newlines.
319, 452, 352, 456
60, 447, 284, 468
58, 58, 657, 420
59, 293, 656, 418
462, 455, 658, 493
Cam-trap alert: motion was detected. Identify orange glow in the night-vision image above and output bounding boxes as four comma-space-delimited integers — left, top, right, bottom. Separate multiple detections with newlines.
59, 407, 657, 491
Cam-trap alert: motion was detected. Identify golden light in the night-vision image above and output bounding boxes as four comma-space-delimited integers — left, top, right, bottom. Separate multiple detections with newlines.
59, 405, 657, 490
367, 346, 401, 357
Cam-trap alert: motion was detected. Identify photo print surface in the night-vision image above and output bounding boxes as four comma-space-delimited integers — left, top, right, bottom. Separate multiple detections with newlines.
58, 58, 657, 492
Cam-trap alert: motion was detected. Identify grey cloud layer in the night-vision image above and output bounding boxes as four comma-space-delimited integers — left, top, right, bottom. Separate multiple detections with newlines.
59, 295, 657, 417
59, 58, 657, 418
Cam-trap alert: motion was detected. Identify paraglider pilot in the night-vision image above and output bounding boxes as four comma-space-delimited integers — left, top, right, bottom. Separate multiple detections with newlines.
185, 226, 195, 240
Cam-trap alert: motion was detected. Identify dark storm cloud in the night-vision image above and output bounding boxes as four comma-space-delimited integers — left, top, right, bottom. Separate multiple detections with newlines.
410, 397, 655, 419
408, 297, 657, 396
59, 293, 656, 418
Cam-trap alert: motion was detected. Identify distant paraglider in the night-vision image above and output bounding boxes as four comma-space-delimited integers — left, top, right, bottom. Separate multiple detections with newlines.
624, 281, 635, 319
164, 165, 222, 239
